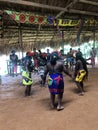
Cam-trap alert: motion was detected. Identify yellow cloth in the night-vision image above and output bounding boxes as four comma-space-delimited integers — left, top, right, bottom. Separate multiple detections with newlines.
75, 70, 86, 82
48, 76, 53, 86
22, 71, 33, 85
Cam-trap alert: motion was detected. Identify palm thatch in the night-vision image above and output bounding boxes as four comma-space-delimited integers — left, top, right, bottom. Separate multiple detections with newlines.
0, 0, 98, 54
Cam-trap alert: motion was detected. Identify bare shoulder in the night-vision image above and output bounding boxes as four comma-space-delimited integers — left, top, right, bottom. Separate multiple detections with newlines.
57, 61, 63, 65
77, 60, 82, 65
77, 59, 82, 63
46, 62, 50, 67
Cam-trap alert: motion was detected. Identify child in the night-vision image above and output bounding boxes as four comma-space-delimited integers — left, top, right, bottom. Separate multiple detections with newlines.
22, 70, 33, 96
22, 52, 33, 96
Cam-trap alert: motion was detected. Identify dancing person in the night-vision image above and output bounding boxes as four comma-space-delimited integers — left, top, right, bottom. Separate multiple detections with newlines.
38, 52, 47, 86
76, 48, 82, 57
74, 53, 89, 96
22, 52, 33, 96
46, 48, 51, 63
42, 52, 71, 111
32, 48, 39, 70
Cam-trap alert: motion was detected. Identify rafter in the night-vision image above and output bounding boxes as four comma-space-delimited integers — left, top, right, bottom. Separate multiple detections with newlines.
70, 9, 98, 17
0, 0, 98, 17
56, 0, 79, 18
0, 0, 65, 11
79, 0, 98, 6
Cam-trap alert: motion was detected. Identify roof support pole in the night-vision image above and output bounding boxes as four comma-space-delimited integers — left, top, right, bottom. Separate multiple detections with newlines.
18, 24, 23, 58
93, 30, 95, 49
61, 31, 64, 50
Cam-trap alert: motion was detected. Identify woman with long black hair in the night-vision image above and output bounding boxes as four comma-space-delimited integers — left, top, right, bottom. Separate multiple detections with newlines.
74, 53, 89, 95
43, 52, 71, 111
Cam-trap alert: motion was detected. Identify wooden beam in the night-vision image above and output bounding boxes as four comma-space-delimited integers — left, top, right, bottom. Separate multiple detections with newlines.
2, 0, 97, 16
22, 36, 53, 39
56, 0, 79, 18
79, 0, 98, 6
0, 0, 98, 17
0, 0, 65, 11
70, 9, 98, 16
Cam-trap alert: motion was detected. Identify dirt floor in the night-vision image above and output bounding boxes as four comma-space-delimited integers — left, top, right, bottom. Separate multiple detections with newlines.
0, 66, 98, 130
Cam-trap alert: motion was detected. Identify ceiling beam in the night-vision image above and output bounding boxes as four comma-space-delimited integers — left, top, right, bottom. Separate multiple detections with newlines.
79, 0, 98, 6
0, 0, 66, 11
56, 0, 79, 18
0, 0, 98, 17
70, 9, 98, 16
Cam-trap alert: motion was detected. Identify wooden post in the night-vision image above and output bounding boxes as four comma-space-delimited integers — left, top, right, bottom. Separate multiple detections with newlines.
61, 31, 64, 50
93, 18, 96, 49
93, 30, 95, 49
19, 24, 23, 58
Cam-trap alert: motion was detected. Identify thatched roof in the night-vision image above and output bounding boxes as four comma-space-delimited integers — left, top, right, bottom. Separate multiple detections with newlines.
0, 0, 98, 54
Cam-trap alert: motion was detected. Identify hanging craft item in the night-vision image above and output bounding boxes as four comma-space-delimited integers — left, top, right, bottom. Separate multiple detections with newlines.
38, 16, 43, 24
10, 14, 15, 20
47, 16, 54, 25
5, 10, 98, 27
19, 13, 26, 23
77, 19, 84, 45
54, 19, 80, 27
55, 19, 62, 39
85, 19, 95, 26
29, 15, 35, 23
5, 10, 47, 24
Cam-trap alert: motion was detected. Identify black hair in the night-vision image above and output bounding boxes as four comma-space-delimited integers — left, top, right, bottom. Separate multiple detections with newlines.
50, 52, 58, 65
11, 50, 15, 54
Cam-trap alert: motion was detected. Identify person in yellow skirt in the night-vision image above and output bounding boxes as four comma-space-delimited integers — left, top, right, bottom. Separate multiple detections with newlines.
74, 53, 89, 96
22, 52, 33, 96
22, 70, 33, 96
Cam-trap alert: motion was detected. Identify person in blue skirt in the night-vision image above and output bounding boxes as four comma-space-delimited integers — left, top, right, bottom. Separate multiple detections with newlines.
43, 52, 71, 111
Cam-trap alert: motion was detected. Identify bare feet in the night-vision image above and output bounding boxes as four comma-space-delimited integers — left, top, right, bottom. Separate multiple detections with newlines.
79, 92, 84, 96
57, 106, 64, 111
50, 103, 55, 109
